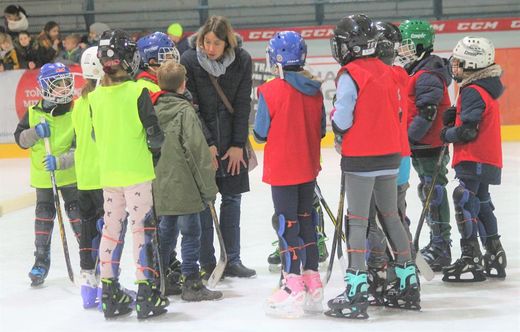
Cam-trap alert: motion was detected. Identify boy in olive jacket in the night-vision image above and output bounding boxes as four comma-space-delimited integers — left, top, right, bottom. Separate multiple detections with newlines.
153, 60, 222, 302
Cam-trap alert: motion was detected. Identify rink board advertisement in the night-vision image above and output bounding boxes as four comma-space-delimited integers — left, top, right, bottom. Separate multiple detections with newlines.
1, 18, 520, 157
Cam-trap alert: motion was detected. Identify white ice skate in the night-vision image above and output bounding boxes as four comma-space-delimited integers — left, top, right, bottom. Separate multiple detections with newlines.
302, 270, 324, 313
265, 273, 305, 318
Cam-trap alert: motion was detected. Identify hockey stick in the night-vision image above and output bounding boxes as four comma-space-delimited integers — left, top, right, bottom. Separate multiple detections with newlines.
314, 184, 347, 276
149, 192, 166, 295
413, 144, 449, 254
207, 203, 228, 289
323, 171, 346, 287
40, 117, 74, 284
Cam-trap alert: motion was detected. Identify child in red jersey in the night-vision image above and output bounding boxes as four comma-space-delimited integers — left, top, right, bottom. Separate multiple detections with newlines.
254, 31, 325, 318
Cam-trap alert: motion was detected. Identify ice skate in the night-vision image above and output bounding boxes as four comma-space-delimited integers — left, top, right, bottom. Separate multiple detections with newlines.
80, 269, 99, 309
367, 266, 386, 306
101, 278, 133, 318
443, 238, 486, 282
268, 240, 281, 272
266, 273, 305, 318
317, 233, 329, 267
302, 270, 323, 313
165, 258, 182, 296
385, 262, 421, 310
135, 280, 169, 319
420, 236, 451, 271
325, 269, 369, 319
28, 250, 50, 287
483, 235, 507, 278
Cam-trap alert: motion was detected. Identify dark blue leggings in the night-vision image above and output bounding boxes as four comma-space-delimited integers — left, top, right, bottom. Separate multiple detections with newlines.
271, 180, 318, 274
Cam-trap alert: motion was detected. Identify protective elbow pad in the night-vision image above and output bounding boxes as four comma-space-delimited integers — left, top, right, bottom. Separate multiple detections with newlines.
456, 123, 479, 142
418, 105, 438, 122
146, 124, 164, 150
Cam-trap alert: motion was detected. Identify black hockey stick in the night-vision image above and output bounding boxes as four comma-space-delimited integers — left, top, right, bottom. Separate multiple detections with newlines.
207, 203, 228, 288
41, 117, 74, 284
315, 183, 347, 276
323, 171, 346, 287
150, 193, 166, 295
413, 144, 449, 252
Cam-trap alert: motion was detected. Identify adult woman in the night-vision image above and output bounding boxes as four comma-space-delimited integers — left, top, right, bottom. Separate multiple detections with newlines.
3, 5, 29, 37
37, 21, 61, 66
180, 16, 256, 278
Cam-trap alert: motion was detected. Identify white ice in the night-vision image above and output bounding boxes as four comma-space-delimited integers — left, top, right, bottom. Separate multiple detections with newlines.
1, 145, 519, 332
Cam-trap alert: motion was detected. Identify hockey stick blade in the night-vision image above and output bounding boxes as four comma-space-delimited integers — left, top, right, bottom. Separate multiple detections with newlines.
207, 203, 227, 289
415, 252, 434, 281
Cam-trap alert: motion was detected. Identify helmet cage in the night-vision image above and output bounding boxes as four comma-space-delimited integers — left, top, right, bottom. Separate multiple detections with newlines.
39, 72, 74, 104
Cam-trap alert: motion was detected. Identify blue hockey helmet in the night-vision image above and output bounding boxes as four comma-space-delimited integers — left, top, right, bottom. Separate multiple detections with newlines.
266, 31, 307, 69
37, 62, 74, 104
137, 31, 180, 66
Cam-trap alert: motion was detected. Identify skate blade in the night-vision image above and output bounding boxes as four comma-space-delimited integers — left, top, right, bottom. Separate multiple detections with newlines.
442, 271, 486, 282
484, 266, 506, 279
104, 307, 133, 320
324, 308, 368, 320
268, 264, 281, 273
137, 308, 167, 320
265, 306, 304, 319
385, 301, 421, 311
303, 301, 324, 314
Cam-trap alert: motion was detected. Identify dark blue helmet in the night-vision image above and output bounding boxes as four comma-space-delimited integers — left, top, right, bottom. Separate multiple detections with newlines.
137, 31, 179, 66
37, 62, 74, 104
266, 31, 307, 69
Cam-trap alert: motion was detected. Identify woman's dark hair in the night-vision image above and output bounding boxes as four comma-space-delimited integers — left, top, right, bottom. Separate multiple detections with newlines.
43, 21, 59, 34
4, 5, 27, 17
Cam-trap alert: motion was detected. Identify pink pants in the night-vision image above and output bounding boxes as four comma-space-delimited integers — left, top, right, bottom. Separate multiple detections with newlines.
99, 181, 157, 281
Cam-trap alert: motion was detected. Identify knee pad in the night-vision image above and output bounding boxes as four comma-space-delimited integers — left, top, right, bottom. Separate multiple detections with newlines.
272, 214, 303, 274
453, 183, 480, 239
35, 202, 55, 247
139, 210, 158, 279
422, 178, 445, 208
417, 180, 426, 204
65, 200, 81, 240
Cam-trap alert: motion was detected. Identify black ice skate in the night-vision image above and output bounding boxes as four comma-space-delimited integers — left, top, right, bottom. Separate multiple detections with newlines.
325, 269, 369, 319
28, 249, 50, 287
420, 236, 451, 271
318, 233, 329, 265
267, 240, 281, 272
483, 235, 507, 278
181, 274, 223, 302
367, 266, 386, 306
385, 262, 421, 311
101, 278, 133, 318
442, 238, 486, 282
135, 280, 169, 319
165, 258, 182, 296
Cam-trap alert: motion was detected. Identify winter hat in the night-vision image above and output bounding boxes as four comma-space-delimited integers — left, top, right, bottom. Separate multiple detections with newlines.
167, 23, 183, 37
89, 22, 110, 36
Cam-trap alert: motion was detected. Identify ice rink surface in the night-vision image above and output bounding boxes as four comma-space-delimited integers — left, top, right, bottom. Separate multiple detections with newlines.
1, 145, 519, 332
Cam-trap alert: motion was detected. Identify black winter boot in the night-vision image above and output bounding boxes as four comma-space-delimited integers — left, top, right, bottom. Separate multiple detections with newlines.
181, 274, 223, 302
224, 262, 256, 278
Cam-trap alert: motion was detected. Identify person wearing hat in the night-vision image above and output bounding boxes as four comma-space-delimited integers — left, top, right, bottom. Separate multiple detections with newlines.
167, 22, 189, 55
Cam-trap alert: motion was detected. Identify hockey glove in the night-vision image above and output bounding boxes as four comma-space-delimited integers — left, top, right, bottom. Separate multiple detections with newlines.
442, 106, 456, 127
43, 155, 59, 171
35, 121, 51, 138
334, 134, 343, 155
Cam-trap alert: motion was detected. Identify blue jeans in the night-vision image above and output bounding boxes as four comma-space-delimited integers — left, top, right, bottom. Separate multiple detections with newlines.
199, 194, 242, 267
159, 213, 201, 276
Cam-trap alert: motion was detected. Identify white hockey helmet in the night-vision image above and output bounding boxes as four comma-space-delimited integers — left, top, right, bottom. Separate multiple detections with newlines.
452, 36, 495, 70
80, 46, 104, 80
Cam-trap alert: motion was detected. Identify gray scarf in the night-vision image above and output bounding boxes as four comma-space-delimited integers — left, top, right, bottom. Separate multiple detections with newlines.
196, 46, 235, 77
460, 64, 503, 88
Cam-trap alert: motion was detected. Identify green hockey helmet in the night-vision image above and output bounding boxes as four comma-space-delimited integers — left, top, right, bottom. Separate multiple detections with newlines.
398, 19, 435, 63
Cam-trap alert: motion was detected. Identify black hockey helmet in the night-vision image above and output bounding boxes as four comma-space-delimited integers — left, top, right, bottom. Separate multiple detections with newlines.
97, 29, 140, 76
374, 21, 402, 65
330, 14, 378, 66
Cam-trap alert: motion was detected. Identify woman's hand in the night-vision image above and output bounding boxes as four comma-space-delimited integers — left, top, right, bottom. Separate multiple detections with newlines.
221, 146, 246, 176
209, 145, 219, 171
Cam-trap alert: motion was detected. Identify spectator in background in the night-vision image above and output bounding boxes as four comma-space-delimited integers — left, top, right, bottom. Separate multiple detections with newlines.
0, 32, 20, 70
82, 22, 109, 47
15, 31, 38, 69
3, 5, 28, 38
37, 21, 61, 66
55, 33, 82, 65
167, 23, 189, 55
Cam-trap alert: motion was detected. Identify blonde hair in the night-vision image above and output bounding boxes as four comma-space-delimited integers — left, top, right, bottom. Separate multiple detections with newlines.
0, 32, 13, 46
64, 33, 81, 44
157, 60, 187, 92
196, 16, 237, 51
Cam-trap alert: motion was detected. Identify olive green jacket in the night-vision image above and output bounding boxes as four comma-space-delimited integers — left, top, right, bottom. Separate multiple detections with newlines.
153, 92, 218, 215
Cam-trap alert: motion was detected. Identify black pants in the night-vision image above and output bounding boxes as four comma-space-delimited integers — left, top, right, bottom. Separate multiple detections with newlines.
78, 189, 104, 270
271, 180, 318, 274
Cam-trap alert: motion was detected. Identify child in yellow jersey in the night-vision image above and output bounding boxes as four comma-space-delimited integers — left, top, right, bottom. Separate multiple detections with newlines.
13, 62, 81, 287
90, 29, 167, 320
